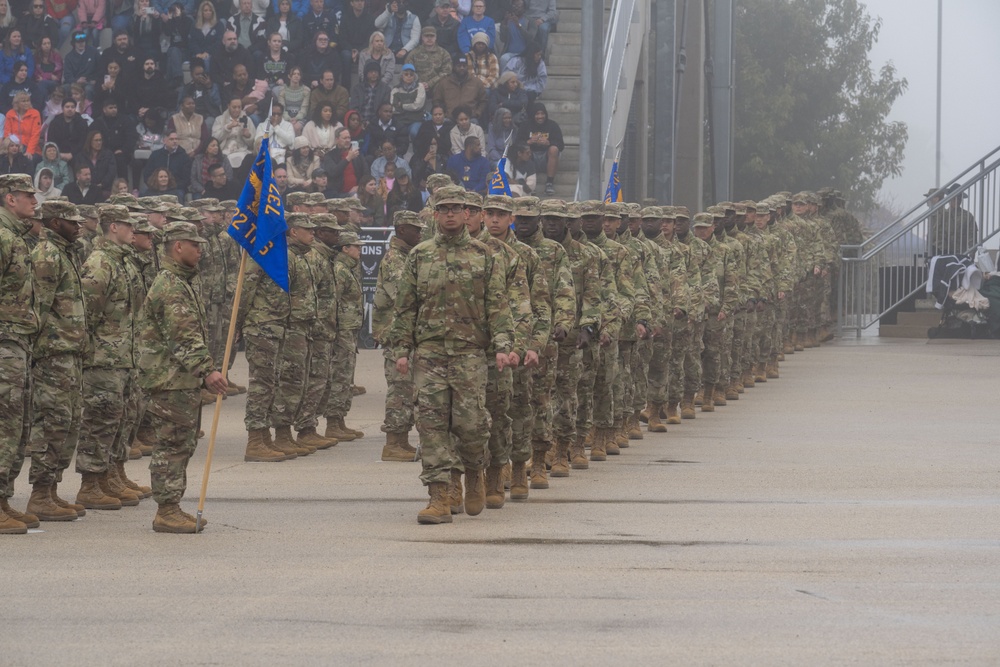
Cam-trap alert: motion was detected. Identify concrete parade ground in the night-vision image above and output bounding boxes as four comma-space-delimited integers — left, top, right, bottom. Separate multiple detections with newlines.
4, 339, 1000, 666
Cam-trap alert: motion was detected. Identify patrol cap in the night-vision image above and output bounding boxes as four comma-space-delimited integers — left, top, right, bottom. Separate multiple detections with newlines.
512, 196, 540, 216
604, 202, 628, 217
286, 212, 317, 229
137, 196, 171, 212
804, 192, 820, 205
817, 187, 834, 197
733, 202, 748, 214
39, 200, 84, 222
422, 25, 438, 37
190, 197, 224, 211
578, 200, 605, 217
305, 192, 327, 206
79, 204, 98, 219
640, 206, 661, 219
162, 220, 208, 244
923, 187, 942, 197
165, 207, 206, 222
99, 204, 133, 225
312, 213, 345, 231
433, 185, 468, 207
539, 199, 569, 217
343, 198, 364, 211
483, 194, 514, 212
0, 173, 36, 195
626, 202, 642, 217
338, 231, 362, 246
219, 200, 238, 209
691, 212, 714, 228
287, 192, 309, 207
463, 191, 483, 209
108, 193, 139, 208
660, 206, 676, 219
426, 173, 453, 190
566, 201, 583, 218
755, 202, 771, 215
131, 216, 156, 234
157, 194, 180, 205
29, 206, 42, 221
706, 205, 725, 218
324, 198, 354, 212
674, 206, 690, 220
393, 210, 425, 228
792, 192, 809, 204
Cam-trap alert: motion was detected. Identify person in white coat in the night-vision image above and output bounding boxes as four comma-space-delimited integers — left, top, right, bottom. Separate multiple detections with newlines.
212, 98, 256, 168
253, 102, 295, 165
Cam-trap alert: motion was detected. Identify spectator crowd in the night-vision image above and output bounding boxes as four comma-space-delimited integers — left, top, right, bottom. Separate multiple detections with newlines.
0, 0, 565, 221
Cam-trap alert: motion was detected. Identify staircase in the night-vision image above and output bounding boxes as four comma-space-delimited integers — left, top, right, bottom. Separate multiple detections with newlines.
877, 298, 942, 339
543, 0, 584, 198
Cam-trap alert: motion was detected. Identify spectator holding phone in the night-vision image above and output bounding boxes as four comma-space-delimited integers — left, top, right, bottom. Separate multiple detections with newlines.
212, 96, 255, 167
321, 126, 369, 197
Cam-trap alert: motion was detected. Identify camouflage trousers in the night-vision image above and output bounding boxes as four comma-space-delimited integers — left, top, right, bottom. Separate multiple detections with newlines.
207, 301, 234, 372
145, 389, 201, 505
716, 316, 736, 387
615, 340, 635, 422
684, 320, 706, 394
529, 343, 558, 449
701, 316, 728, 388
77, 367, 136, 474
0, 342, 31, 499
592, 340, 618, 428
553, 344, 583, 443
28, 354, 83, 486
295, 337, 333, 432
774, 298, 789, 354
756, 304, 776, 364
124, 371, 144, 461
668, 320, 690, 403
729, 311, 749, 384
381, 348, 415, 434
485, 359, 513, 467
575, 345, 598, 437
244, 332, 282, 431
790, 277, 810, 334
323, 331, 358, 420
819, 272, 834, 328
413, 349, 490, 486
509, 364, 534, 463
646, 328, 673, 405
631, 338, 652, 413
272, 325, 312, 428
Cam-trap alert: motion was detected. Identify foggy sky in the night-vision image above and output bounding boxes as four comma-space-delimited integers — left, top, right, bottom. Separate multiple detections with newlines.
863, 0, 1000, 211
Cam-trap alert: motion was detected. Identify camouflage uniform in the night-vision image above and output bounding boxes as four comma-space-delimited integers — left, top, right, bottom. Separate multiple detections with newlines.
718, 214, 746, 394
0, 179, 40, 503
76, 206, 142, 476
274, 232, 319, 428
388, 188, 514, 487
373, 232, 417, 435
405, 42, 453, 92
322, 237, 364, 422
665, 225, 693, 408
698, 214, 738, 398
28, 210, 88, 488
136, 224, 214, 507
679, 227, 715, 399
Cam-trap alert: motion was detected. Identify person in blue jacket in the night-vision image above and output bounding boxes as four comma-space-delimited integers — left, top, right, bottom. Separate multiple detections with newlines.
456, 0, 494, 54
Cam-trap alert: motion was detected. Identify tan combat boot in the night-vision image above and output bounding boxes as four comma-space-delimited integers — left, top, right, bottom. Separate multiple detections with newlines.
713, 385, 728, 407
569, 435, 589, 470
604, 427, 620, 455
0, 507, 28, 534
509, 461, 529, 500
325, 418, 356, 442
680, 393, 696, 419
701, 385, 715, 412
638, 405, 650, 423
340, 418, 365, 439
614, 419, 629, 449
783, 338, 795, 355
417, 482, 452, 524
272, 425, 310, 457
51, 483, 86, 517
485, 464, 505, 509
766, 358, 780, 379
726, 380, 740, 401
628, 411, 643, 440
0, 498, 39, 528
530, 444, 549, 488
201, 389, 218, 405
76, 472, 122, 510
244, 429, 291, 462
297, 427, 338, 450
352, 384, 366, 396
793, 332, 805, 351
464, 467, 486, 516
400, 432, 418, 454
381, 432, 416, 461
694, 390, 703, 407
128, 442, 143, 459
152, 503, 200, 533
549, 440, 570, 478
754, 364, 767, 383
228, 379, 247, 394
104, 467, 141, 506
742, 371, 755, 388
448, 469, 464, 514
26, 485, 77, 521
117, 460, 152, 498
665, 401, 682, 425
648, 403, 668, 433
590, 429, 607, 462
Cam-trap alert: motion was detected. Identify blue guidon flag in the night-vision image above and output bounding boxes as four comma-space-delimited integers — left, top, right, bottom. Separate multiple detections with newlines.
227, 137, 289, 291
604, 159, 623, 203
488, 157, 512, 196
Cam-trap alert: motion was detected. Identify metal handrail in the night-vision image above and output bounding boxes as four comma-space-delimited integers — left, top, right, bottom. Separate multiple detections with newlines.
839, 149, 1000, 335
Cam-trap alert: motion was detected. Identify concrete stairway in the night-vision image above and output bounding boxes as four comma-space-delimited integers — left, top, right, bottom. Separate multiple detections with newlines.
878, 298, 942, 338
540, 0, 584, 199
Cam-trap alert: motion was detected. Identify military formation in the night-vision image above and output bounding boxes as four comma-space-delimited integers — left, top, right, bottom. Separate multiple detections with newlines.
379, 186, 857, 524
0, 164, 859, 533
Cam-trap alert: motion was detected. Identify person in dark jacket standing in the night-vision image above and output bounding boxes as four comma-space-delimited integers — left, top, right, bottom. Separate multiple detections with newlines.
142, 132, 192, 194
321, 126, 369, 197
74, 130, 117, 199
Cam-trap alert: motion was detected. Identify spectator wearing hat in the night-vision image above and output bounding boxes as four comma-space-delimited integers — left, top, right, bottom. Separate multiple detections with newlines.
357, 30, 397, 88
433, 52, 485, 120
349, 60, 392, 125
375, 0, 421, 64
405, 25, 452, 92
487, 69, 528, 122
339, 0, 377, 89
391, 62, 426, 137
63, 30, 99, 90
457, 0, 493, 54
91, 97, 139, 179
466, 31, 497, 89
97, 30, 140, 83
502, 40, 546, 101
516, 101, 562, 196
424, 0, 460, 57
446, 134, 489, 194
